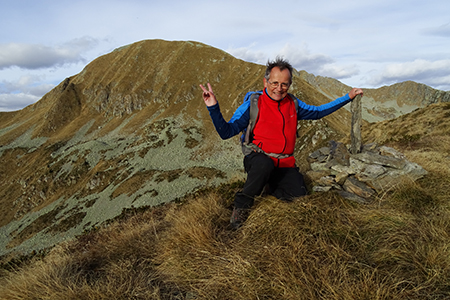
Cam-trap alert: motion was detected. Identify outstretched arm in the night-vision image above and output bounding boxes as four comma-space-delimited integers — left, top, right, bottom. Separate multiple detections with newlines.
297, 87, 364, 120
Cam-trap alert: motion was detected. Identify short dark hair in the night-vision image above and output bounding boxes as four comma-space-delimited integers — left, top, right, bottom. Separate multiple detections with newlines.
265, 57, 293, 83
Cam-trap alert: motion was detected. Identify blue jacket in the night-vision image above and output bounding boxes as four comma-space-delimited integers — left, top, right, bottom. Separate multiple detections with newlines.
207, 89, 352, 140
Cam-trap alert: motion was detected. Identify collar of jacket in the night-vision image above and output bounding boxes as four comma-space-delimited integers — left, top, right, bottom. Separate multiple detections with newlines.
264, 88, 291, 103
264, 88, 289, 102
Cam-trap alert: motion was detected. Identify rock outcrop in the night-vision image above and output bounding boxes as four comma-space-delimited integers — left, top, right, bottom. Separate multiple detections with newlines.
307, 141, 428, 203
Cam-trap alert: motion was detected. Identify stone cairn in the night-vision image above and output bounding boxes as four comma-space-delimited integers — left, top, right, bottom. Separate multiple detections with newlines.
306, 95, 428, 203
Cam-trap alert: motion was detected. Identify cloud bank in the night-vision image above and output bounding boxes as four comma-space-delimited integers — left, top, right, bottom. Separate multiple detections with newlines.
0, 37, 100, 111
0, 75, 56, 112
0, 37, 98, 70
0, 93, 39, 112
228, 43, 360, 80
370, 59, 450, 90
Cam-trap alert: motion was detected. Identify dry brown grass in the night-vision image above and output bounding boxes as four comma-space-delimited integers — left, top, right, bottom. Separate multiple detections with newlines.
1, 172, 450, 299
0, 205, 174, 299
1, 104, 450, 299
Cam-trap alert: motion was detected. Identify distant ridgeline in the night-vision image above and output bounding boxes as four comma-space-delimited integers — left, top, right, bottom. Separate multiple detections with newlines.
298, 72, 450, 123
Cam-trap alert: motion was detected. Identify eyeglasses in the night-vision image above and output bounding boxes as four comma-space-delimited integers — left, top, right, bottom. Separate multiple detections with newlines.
267, 80, 290, 90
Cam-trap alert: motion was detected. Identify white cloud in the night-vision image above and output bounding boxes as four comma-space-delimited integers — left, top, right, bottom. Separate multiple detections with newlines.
0, 93, 39, 112
228, 43, 338, 75
226, 45, 267, 65
228, 43, 361, 81
0, 75, 55, 111
0, 37, 99, 70
1, 75, 55, 96
318, 64, 360, 80
369, 59, 450, 90
278, 44, 334, 74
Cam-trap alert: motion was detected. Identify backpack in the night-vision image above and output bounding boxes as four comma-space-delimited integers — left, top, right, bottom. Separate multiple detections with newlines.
241, 91, 299, 157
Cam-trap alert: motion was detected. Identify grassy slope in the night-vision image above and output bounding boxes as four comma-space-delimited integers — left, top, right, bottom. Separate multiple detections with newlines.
0, 104, 449, 299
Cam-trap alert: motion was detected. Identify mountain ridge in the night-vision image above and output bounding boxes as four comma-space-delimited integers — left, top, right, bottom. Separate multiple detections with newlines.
0, 39, 448, 259
298, 72, 450, 122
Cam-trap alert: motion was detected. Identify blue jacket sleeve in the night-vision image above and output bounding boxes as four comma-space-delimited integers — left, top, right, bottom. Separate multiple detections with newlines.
296, 93, 352, 120
206, 101, 251, 140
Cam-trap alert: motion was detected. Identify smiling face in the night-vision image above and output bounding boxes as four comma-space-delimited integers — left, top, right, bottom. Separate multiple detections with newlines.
263, 67, 291, 101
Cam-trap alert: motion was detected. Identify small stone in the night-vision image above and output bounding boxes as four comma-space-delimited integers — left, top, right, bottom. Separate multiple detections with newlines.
329, 140, 351, 166
353, 152, 407, 169
343, 177, 376, 199
310, 162, 331, 172
364, 161, 428, 192
362, 164, 387, 178
308, 150, 322, 162
364, 171, 403, 192
309, 147, 330, 160
317, 155, 329, 163
313, 185, 332, 192
403, 161, 428, 180
379, 146, 406, 159
335, 172, 348, 185
331, 164, 356, 175
318, 146, 331, 156
316, 177, 342, 190
319, 176, 336, 186
306, 170, 332, 182
354, 173, 371, 182
362, 143, 378, 152
331, 158, 365, 175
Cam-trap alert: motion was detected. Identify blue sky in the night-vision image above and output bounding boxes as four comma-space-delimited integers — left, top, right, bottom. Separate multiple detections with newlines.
0, 0, 449, 111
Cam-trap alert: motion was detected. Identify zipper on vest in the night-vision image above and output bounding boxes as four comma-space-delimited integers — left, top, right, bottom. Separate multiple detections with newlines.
278, 102, 287, 154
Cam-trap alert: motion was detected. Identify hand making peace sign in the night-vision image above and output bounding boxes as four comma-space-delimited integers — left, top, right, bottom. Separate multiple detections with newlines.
199, 83, 218, 107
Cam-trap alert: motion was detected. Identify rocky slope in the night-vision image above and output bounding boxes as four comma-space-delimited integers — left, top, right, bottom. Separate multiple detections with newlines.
0, 39, 446, 259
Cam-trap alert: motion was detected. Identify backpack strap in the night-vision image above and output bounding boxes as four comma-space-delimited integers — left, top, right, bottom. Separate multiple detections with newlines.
290, 93, 299, 114
290, 93, 299, 138
243, 92, 261, 145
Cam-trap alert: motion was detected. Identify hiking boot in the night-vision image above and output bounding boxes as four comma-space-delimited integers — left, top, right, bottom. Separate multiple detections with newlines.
230, 208, 250, 230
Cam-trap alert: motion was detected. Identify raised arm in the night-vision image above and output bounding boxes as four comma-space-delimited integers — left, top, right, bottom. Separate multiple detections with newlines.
200, 82, 250, 139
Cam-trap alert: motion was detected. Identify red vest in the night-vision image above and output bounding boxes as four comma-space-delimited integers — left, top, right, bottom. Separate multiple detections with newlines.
252, 90, 298, 168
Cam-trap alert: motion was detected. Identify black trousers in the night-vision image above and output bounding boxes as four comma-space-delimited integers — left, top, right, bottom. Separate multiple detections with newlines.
234, 152, 307, 208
